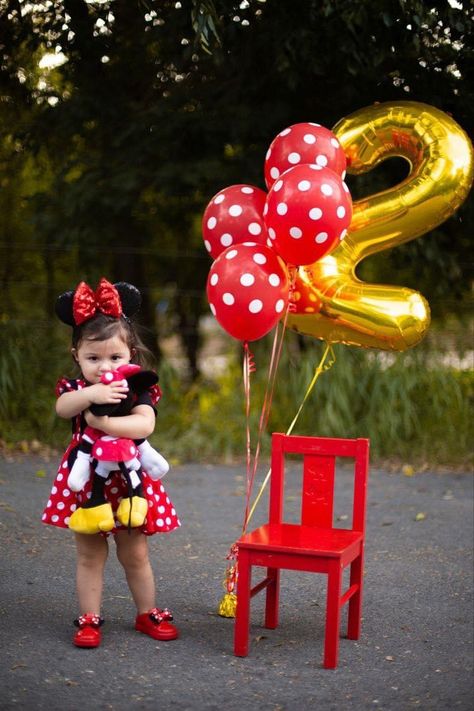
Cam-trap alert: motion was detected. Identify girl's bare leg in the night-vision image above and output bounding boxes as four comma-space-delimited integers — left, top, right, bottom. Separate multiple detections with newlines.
115, 529, 156, 614
75, 532, 109, 614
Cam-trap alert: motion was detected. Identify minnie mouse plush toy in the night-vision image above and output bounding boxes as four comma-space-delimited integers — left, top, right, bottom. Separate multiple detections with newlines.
67, 362, 169, 534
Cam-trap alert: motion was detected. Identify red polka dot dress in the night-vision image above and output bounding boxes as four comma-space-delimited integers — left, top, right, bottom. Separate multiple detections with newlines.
42, 377, 181, 536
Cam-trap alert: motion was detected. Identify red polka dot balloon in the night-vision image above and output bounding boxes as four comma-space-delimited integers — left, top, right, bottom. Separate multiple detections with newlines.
264, 123, 347, 190
206, 243, 290, 342
264, 164, 352, 267
202, 184, 269, 260
292, 280, 322, 315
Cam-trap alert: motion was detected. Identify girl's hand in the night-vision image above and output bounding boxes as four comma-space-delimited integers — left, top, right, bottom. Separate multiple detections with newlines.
87, 381, 129, 405
56, 382, 128, 420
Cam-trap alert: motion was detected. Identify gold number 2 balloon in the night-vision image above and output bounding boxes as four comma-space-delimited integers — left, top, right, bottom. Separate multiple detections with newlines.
288, 101, 473, 350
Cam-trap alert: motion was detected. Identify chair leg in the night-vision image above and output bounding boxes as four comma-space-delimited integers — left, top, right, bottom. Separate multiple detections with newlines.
264, 567, 280, 629
324, 560, 342, 669
234, 550, 251, 656
347, 552, 363, 640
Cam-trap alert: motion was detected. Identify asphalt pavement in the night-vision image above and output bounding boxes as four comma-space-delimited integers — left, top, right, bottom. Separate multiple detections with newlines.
0, 454, 472, 710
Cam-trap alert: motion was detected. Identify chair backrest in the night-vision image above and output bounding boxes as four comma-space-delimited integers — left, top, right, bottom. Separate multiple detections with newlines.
269, 433, 370, 533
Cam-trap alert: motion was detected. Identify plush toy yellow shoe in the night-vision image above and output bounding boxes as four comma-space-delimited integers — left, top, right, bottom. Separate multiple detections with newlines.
68, 503, 115, 534
117, 496, 148, 528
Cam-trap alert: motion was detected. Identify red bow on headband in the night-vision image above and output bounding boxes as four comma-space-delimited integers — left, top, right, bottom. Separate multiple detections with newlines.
73, 278, 122, 325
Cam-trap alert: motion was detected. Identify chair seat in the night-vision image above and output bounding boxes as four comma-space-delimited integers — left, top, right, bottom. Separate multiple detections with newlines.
238, 523, 363, 558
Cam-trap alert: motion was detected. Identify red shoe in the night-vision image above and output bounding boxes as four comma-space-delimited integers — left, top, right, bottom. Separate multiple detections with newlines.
135, 608, 179, 641
73, 613, 103, 648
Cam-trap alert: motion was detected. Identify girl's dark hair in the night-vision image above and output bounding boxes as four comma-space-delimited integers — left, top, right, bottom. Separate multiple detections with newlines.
72, 314, 154, 369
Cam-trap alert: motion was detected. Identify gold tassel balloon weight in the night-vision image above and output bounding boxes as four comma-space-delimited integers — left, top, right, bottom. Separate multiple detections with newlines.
218, 546, 238, 618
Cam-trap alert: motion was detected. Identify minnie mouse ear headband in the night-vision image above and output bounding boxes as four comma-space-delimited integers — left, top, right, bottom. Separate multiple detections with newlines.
55, 277, 141, 327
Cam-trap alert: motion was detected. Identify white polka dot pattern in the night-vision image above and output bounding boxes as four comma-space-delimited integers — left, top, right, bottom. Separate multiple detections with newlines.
264, 122, 347, 190
42, 378, 181, 536
202, 184, 268, 259
290, 282, 322, 314
207, 243, 290, 341
264, 163, 352, 266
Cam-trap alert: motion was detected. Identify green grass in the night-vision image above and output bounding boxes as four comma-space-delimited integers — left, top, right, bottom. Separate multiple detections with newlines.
1, 322, 472, 468
156, 335, 473, 468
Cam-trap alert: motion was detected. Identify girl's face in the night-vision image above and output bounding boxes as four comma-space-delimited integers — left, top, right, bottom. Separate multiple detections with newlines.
73, 335, 132, 384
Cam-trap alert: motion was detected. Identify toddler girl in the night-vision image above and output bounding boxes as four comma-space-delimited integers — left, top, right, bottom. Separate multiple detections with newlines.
42, 278, 180, 648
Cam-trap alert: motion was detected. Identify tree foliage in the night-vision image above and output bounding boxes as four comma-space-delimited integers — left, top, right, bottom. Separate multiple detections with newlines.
0, 0, 472, 376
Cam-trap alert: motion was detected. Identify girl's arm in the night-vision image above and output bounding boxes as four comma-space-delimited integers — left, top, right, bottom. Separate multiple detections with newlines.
56, 381, 129, 419
84, 404, 155, 440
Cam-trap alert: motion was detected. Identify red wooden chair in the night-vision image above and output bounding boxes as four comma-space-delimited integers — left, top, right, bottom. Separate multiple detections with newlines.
234, 432, 370, 668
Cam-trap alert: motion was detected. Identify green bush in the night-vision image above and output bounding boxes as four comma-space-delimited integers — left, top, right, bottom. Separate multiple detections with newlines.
155, 336, 473, 467
265, 342, 473, 465
0, 322, 70, 446
1, 323, 472, 467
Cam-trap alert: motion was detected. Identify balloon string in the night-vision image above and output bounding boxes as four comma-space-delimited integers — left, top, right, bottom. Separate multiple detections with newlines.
242, 341, 253, 522
241, 293, 294, 535
218, 341, 335, 618
287, 264, 298, 313
243, 342, 335, 531
250, 267, 295, 476
221, 278, 300, 595
241, 322, 281, 532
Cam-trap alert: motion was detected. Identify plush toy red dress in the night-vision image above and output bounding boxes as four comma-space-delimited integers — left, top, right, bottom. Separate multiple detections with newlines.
42, 376, 180, 536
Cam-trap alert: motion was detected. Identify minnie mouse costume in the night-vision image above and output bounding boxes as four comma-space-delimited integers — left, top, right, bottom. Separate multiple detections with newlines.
41, 279, 181, 537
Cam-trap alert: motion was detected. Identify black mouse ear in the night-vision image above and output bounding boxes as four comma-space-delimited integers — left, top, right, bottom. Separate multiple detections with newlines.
114, 282, 141, 318
55, 290, 75, 325
127, 370, 159, 394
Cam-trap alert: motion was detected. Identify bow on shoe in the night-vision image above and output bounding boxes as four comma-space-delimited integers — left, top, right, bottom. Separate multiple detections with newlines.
149, 608, 174, 624
73, 278, 122, 325
74, 613, 104, 628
